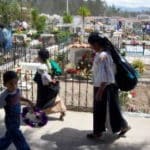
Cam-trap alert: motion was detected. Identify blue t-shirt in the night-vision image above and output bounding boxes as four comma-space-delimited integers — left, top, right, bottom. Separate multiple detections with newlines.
0, 89, 21, 127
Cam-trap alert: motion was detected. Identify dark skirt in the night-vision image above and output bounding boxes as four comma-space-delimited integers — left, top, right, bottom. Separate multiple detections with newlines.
34, 72, 59, 109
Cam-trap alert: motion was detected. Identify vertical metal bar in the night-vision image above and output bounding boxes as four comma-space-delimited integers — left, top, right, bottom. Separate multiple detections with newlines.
78, 75, 81, 110
85, 76, 89, 109
31, 71, 34, 102
13, 42, 16, 66
64, 73, 67, 105
71, 74, 74, 106
143, 43, 145, 56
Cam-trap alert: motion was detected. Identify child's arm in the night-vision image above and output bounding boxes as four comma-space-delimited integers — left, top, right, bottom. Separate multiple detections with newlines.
0, 90, 7, 108
20, 97, 34, 107
0, 99, 6, 108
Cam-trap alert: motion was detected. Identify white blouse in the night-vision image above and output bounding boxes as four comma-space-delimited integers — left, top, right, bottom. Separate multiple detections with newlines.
92, 51, 116, 87
37, 64, 52, 85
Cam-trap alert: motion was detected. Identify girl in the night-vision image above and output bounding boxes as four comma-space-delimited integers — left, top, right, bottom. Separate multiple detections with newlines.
87, 32, 130, 139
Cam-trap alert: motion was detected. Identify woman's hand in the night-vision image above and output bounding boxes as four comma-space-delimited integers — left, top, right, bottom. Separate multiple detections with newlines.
95, 88, 104, 101
51, 79, 56, 84
95, 83, 107, 101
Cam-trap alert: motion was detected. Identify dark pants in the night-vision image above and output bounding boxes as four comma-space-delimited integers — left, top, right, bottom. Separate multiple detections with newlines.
0, 116, 30, 150
93, 84, 128, 134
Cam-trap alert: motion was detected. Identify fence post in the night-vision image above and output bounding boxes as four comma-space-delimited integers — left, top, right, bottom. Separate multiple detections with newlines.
142, 43, 145, 56
25, 45, 27, 62
13, 39, 16, 66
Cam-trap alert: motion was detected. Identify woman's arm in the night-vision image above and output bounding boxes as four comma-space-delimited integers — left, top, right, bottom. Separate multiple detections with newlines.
96, 52, 114, 101
20, 97, 34, 107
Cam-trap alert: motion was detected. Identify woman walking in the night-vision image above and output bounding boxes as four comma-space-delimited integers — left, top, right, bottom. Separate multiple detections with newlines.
34, 49, 66, 120
87, 32, 130, 139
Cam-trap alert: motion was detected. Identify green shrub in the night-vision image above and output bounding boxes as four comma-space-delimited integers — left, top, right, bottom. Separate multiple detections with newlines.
119, 91, 129, 106
132, 59, 145, 74
31, 32, 41, 39
63, 12, 73, 24
120, 49, 126, 56
54, 31, 71, 43
31, 9, 46, 33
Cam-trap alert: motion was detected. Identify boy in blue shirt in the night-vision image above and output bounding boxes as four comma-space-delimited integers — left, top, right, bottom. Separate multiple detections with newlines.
0, 71, 33, 150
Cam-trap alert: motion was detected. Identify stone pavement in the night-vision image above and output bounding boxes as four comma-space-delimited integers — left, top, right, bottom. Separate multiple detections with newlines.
0, 110, 150, 150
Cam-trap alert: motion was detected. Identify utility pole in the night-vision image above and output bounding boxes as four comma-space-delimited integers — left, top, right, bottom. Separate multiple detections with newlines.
20, 0, 23, 21
66, 0, 69, 14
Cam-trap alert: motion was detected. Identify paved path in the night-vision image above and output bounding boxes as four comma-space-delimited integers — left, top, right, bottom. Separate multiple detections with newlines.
0, 110, 150, 150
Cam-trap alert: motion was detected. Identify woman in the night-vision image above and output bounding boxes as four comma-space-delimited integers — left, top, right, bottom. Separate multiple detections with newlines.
87, 32, 130, 139
34, 49, 66, 120
0, 24, 12, 53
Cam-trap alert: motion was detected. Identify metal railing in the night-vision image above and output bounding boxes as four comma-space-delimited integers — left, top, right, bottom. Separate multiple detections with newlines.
0, 40, 150, 112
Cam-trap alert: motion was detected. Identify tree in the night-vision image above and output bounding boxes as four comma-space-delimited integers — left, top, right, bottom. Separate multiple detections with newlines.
85, 0, 106, 16
78, 5, 91, 30
63, 12, 73, 24
35, 15, 46, 33
31, 8, 39, 28
0, 0, 33, 24
0, 0, 20, 25
9, 0, 20, 22
0, 1, 9, 25
105, 5, 121, 16
31, 9, 46, 33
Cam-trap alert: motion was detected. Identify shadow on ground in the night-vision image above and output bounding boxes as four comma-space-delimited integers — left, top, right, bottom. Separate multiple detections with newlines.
0, 122, 149, 150
39, 128, 149, 150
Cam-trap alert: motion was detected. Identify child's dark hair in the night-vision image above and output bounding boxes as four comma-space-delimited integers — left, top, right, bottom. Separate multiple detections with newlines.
3, 71, 18, 85
88, 32, 115, 51
0, 23, 5, 29
38, 49, 49, 62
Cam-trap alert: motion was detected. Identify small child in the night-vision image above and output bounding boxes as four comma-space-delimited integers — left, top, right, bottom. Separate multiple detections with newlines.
0, 71, 33, 150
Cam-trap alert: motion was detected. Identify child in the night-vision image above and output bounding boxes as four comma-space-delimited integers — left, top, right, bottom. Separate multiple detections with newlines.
0, 71, 33, 150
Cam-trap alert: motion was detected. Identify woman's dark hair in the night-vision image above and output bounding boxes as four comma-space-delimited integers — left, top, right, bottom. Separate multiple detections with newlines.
3, 71, 18, 85
38, 49, 49, 62
88, 32, 115, 51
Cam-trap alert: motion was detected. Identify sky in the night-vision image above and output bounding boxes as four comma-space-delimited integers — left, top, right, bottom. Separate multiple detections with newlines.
104, 0, 150, 8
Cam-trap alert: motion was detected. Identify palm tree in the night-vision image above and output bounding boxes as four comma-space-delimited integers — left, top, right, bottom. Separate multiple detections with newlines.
78, 5, 91, 31
78, 5, 91, 43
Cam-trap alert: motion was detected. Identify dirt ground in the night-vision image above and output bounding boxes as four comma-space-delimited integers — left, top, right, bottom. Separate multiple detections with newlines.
125, 83, 150, 113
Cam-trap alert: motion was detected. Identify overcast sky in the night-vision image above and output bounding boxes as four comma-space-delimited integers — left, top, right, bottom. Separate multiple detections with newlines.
104, 0, 150, 8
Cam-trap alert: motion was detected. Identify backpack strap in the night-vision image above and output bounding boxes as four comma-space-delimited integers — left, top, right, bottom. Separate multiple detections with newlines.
46, 59, 52, 74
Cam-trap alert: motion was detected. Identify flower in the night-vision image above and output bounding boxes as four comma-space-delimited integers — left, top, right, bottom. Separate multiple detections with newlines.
128, 93, 132, 99
66, 68, 78, 74
130, 91, 136, 98
80, 61, 84, 65
130, 39, 139, 45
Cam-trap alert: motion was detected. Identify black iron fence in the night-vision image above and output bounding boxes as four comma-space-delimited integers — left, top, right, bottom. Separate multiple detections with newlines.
0, 40, 150, 112
0, 41, 94, 112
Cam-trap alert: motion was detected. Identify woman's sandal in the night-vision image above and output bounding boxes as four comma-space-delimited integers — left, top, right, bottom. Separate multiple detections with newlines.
118, 126, 131, 136
59, 112, 66, 121
86, 133, 102, 139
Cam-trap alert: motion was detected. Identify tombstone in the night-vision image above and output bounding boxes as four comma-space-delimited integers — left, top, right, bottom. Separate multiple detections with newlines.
40, 34, 55, 46
68, 48, 91, 65
13, 33, 27, 46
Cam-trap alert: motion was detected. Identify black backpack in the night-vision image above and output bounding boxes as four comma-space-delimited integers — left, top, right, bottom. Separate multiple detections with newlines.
109, 48, 138, 91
